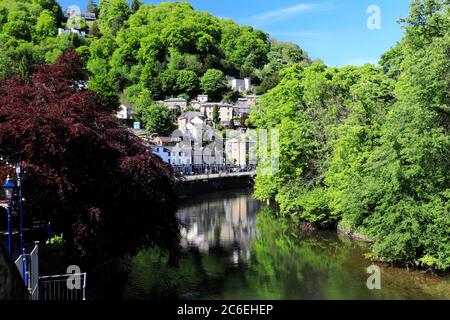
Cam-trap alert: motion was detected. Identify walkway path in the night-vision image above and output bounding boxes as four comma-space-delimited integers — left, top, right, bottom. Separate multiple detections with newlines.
182, 171, 256, 182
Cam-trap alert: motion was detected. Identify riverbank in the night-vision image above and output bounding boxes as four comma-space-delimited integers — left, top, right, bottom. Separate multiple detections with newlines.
266, 197, 449, 274
176, 173, 254, 198
91, 188, 450, 300
336, 219, 373, 243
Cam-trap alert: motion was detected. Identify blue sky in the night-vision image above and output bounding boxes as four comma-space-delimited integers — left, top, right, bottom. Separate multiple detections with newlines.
60, 0, 411, 66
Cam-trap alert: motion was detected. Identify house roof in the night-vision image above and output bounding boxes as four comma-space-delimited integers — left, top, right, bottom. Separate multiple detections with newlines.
154, 136, 174, 143
202, 103, 233, 107
121, 103, 134, 110
165, 97, 187, 103
166, 145, 193, 153
179, 111, 205, 120
153, 146, 170, 152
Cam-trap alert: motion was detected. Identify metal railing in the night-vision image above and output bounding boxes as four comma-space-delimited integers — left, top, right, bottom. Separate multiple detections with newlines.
39, 273, 87, 301
172, 164, 257, 175
13, 241, 87, 300
14, 241, 39, 300
29, 244, 39, 300
184, 170, 257, 181
14, 255, 24, 279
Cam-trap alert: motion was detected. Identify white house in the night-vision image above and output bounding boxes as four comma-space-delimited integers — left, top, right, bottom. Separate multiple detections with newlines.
192, 145, 224, 166
200, 103, 234, 124
58, 28, 86, 38
116, 104, 134, 120
225, 134, 257, 167
152, 136, 179, 147
233, 95, 259, 118
63, 8, 97, 21
226, 76, 252, 92
163, 97, 187, 111
181, 118, 215, 143
177, 111, 205, 128
153, 146, 170, 163
233, 104, 251, 117
189, 94, 209, 110
197, 95, 208, 103
237, 95, 259, 107
153, 145, 192, 166
167, 145, 192, 166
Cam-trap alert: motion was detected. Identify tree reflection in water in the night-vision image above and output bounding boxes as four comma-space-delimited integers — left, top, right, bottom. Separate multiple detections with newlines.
122, 190, 450, 300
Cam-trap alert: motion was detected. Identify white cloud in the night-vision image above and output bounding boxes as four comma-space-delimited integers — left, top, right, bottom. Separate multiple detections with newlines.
244, 2, 342, 26
247, 3, 320, 25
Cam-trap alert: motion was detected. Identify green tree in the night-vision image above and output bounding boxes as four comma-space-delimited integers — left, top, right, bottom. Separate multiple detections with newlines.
222, 90, 242, 103
89, 21, 101, 38
36, 0, 64, 24
4, 15, 32, 41
98, 0, 130, 35
0, 1, 310, 104
341, 0, 450, 269
136, 103, 177, 136
212, 105, 220, 126
130, 0, 143, 13
87, 0, 99, 15
35, 9, 57, 40
176, 70, 199, 99
200, 69, 227, 101
88, 74, 120, 112
221, 24, 270, 72
158, 69, 179, 98
250, 0, 450, 270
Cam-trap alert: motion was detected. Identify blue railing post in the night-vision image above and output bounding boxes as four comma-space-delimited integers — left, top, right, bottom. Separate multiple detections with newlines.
22, 246, 27, 286
7, 202, 12, 256
17, 162, 25, 279
48, 222, 51, 241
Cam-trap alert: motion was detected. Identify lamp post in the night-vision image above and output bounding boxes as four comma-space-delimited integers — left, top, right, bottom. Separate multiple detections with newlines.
201, 147, 207, 174
3, 176, 15, 256
16, 163, 27, 285
16, 164, 24, 254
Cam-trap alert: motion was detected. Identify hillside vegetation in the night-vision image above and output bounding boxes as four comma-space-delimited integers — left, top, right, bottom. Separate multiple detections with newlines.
1, 0, 448, 270
250, 0, 450, 271
0, 0, 309, 104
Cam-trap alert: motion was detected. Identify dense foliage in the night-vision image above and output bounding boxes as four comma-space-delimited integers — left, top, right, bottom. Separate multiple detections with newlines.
0, 52, 180, 262
0, 0, 309, 105
0, 0, 88, 80
1, 0, 448, 271
134, 101, 177, 136
251, 0, 450, 270
95, 1, 309, 102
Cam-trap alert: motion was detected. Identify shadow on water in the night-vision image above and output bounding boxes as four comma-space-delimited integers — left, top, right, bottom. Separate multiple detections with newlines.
92, 188, 450, 300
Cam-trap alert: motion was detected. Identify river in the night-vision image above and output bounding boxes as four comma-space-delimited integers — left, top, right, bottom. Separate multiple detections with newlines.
101, 188, 450, 300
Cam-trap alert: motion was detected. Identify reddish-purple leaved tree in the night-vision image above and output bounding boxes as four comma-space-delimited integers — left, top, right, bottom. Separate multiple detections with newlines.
0, 52, 180, 262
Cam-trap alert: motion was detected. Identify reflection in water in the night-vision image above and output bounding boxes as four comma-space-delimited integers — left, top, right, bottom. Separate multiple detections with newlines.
122, 189, 450, 300
178, 191, 260, 256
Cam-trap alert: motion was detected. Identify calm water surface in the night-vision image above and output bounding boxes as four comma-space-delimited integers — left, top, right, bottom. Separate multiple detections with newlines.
121, 189, 450, 300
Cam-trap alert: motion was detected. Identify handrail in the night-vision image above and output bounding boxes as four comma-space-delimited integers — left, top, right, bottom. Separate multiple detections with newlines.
39, 272, 87, 289
39, 272, 87, 300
